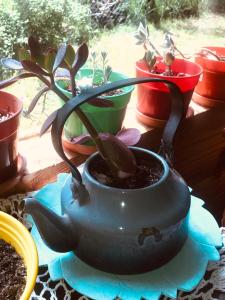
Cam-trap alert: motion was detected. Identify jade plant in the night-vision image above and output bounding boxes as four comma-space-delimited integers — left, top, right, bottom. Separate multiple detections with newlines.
134, 22, 187, 76
0, 37, 139, 181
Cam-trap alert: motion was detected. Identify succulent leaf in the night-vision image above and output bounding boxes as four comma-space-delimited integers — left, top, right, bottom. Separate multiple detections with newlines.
21, 60, 49, 76
0, 73, 36, 89
64, 44, 76, 68
18, 48, 31, 61
27, 86, 50, 114
71, 134, 91, 145
40, 109, 59, 136
72, 43, 89, 76
1, 58, 23, 70
105, 66, 112, 82
116, 128, 141, 146
44, 51, 56, 73
163, 51, 175, 66
101, 51, 107, 61
99, 133, 137, 175
53, 43, 67, 73
145, 50, 157, 69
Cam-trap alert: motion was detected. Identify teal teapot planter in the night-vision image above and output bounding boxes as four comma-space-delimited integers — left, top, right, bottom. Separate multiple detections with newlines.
25, 78, 190, 275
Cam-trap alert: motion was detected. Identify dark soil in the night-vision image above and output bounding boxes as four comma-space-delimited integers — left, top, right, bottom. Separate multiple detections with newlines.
89, 155, 163, 189
65, 83, 123, 97
0, 110, 13, 123
100, 88, 123, 97
0, 239, 26, 300
150, 65, 186, 77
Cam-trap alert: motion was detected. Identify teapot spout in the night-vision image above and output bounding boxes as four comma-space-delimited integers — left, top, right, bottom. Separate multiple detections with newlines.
25, 197, 75, 252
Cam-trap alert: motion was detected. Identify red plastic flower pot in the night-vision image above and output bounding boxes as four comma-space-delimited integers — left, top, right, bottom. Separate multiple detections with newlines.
194, 47, 225, 108
0, 91, 22, 183
136, 58, 202, 127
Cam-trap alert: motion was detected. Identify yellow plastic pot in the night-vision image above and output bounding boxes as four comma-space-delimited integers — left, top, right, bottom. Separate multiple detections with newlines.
0, 211, 38, 300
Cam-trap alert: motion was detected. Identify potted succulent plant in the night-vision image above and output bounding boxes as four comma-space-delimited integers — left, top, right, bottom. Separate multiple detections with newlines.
0, 211, 38, 299
134, 23, 202, 127
56, 51, 134, 141
0, 90, 23, 183
1, 36, 190, 274
194, 47, 225, 108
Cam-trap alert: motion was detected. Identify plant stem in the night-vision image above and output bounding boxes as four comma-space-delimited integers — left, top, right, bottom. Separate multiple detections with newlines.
146, 39, 162, 57
47, 74, 119, 178
70, 70, 77, 97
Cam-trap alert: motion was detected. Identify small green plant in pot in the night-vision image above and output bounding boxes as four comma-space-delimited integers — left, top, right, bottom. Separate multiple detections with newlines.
135, 22, 202, 127
56, 50, 134, 151
1, 36, 191, 275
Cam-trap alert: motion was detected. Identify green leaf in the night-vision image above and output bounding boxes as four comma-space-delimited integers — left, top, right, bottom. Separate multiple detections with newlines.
72, 43, 89, 76
21, 60, 49, 76
26, 86, 50, 114
145, 51, 157, 69
18, 48, 31, 61
40, 109, 59, 136
105, 66, 112, 82
44, 51, 56, 73
64, 44, 75, 68
35, 54, 46, 69
101, 51, 107, 61
53, 43, 67, 73
1, 58, 23, 70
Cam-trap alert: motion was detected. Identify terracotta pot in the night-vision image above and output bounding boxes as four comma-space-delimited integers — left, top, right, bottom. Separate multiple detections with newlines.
62, 136, 96, 156
136, 58, 202, 126
0, 91, 22, 183
194, 47, 225, 108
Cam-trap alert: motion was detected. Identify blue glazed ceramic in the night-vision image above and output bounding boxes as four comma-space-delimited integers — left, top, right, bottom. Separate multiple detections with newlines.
25, 78, 191, 274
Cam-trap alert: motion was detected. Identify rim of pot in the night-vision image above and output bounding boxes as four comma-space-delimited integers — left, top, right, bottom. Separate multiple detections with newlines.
0, 92, 23, 123
56, 69, 134, 99
83, 146, 169, 192
136, 58, 203, 79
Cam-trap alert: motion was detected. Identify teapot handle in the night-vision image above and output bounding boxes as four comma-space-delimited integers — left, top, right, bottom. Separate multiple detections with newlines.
51, 77, 185, 183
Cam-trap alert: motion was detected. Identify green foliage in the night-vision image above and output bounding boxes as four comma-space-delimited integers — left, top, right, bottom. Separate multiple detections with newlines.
203, 0, 225, 13
126, 0, 201, 26
155, 0, 200, 20
0, 8, 24, 79
14, 0, 93, 48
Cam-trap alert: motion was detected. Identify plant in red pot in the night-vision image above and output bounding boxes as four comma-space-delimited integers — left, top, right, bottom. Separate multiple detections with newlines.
193, 47, 225, 108
0, 91, 23, 183
135, 23, 202, 127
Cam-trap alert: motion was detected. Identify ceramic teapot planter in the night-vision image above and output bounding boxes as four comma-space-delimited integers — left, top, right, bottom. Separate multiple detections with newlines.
194, 47, 225, 108
25, 78, 190, 275
136, 58, 202, 127
0, 91, 22, 183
